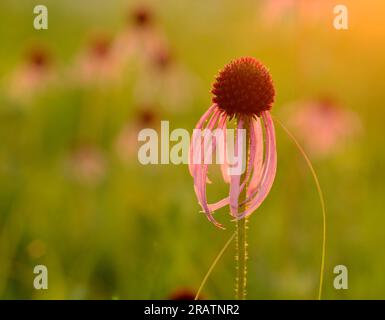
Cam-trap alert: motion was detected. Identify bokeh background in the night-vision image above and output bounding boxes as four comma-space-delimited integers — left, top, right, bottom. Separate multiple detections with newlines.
0, 0, 384, 299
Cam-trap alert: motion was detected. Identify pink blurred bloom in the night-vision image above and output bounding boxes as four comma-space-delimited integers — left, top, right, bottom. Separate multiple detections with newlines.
287, 98, 361, 157
72, 35, 122, 85
66, 146, 106, 185
189, 57, 277, 228
134, 45, 197, 112
7, 46, 56, 102
115, 108, 159, 163
111, 6, 169, 70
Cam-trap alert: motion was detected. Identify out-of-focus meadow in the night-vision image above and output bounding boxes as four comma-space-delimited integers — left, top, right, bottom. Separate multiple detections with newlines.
0, 0, 384, 299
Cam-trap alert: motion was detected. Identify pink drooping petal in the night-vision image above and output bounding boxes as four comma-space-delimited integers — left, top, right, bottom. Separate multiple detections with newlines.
197, 110, 225, 207
229, 118, 245, 217
194, 109, 221, 206
228, 117, 255, 216
203, 114, 224, 183
235, 111, 277, 220
247, 117, 264, 194
189, 106, 230, 226
220, 120, 231, 183
239, 116, 269, 206
207, 197, 230, 211
198, 112, 227, 206
192, 108, 226, 228
188, 104, 217, 177
191, 106, 221, 196
220, 161, 230, 183
211, 117, 254, 214
238, 117, 256, 192
203, 114, 230, 211
203, 115, 231, 213
190, 107, 216, 204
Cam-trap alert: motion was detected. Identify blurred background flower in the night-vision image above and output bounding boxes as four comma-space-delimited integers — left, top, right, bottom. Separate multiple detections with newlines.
5, 45, 56, 104
64, 145, 106, 186
114, 107, 160, 164
285, 97, 362, 157
169, 288, 197, 300
71, 35, 122, 86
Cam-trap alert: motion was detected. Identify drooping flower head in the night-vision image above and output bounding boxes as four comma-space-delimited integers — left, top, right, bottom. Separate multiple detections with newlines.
189, 57, 277, 228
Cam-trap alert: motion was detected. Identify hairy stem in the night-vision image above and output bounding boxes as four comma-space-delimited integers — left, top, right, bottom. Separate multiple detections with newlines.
235, 216, 248, 299
235, 119, 250, 300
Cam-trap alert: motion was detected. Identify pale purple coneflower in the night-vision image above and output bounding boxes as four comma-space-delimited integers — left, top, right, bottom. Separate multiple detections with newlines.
189, 57, 277, 228
189, 57, 277, 300
191, 60, 330, 301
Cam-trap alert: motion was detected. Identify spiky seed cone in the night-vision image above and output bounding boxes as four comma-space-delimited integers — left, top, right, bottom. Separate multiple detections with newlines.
212, 57, 275, 117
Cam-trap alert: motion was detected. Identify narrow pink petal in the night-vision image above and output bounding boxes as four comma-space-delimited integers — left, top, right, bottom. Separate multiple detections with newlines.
229, 118, 245, 217
204, 115, 230, 214
188, 104, 217, 177
191, 107, 221, 203
247, 117, 264, 194
194, 110, 228, 228
220, 120, 231, 183
194, 109, 221, 209
220, 160, 230, 183
197, 111, 226, 195
207, 197, 229, 211
205, 212, 225, 229
239, 116, 268, 206
235, 111, 277, 219
198, 110, 223, 205
239, 117, 256, 192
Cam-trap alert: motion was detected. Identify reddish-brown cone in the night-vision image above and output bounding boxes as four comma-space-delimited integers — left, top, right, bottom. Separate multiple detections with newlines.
211, 57, 275, 117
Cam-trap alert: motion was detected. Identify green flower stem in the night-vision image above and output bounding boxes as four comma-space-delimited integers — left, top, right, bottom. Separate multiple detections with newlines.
235, 118, 249, 300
